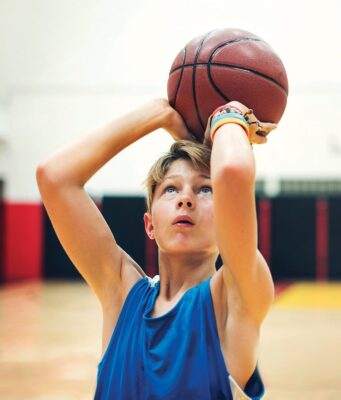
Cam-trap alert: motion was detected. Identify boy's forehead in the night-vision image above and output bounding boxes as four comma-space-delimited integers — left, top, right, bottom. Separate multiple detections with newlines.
164, 159, 210, 180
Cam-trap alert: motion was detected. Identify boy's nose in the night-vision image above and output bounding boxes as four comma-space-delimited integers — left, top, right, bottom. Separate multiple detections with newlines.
178, 200, 192, 208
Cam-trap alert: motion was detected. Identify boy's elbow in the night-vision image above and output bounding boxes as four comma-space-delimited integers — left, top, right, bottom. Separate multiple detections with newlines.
35, 162, 61, 187
36, 162, 51, 182
214, 162, 255, 186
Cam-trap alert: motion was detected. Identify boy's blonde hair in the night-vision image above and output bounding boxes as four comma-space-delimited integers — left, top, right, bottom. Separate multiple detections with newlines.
143, 140, 211, 213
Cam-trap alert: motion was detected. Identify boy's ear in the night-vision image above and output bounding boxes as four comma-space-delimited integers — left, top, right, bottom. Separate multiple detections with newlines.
143, 212, 154, 240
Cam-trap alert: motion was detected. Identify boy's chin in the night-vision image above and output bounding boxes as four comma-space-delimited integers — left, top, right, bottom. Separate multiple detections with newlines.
165, 243, 206, 254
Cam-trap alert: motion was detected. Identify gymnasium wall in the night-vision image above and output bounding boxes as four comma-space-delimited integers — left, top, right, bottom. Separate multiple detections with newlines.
0, 1, 340, 283
39, 195, 341, 281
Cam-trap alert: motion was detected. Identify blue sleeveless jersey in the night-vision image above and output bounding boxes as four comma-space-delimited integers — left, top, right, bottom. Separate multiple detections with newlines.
94, 275, 265, 399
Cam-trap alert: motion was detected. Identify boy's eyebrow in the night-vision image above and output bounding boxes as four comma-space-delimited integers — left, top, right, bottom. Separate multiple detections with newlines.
164, 174, 211, 180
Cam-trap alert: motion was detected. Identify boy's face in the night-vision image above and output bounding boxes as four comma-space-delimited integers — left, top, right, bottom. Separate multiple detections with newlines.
144, 159, 218, 255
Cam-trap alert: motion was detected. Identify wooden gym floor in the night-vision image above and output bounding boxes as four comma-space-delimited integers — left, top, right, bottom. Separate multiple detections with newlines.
1, 279, 341, 399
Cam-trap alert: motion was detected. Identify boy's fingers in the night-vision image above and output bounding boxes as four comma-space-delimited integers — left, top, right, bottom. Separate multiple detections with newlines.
250, 121, 277, 138
250, 133, 267, 144
261, 122, 277, 133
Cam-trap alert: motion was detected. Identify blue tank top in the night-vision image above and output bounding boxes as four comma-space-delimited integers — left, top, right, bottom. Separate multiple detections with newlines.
94, 275, 265, 399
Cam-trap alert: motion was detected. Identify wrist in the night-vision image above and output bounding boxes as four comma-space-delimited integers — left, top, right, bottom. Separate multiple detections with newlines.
115, 99, 169, 142
210, 112, 251, 144
152, 99, 174, 129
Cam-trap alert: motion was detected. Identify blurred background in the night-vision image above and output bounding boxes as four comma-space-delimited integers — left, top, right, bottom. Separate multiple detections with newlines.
0, 0, 340, 399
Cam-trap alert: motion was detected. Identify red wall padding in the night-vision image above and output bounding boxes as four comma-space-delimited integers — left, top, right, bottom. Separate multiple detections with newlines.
316, 199, 329, 281
3, 202, 42, 282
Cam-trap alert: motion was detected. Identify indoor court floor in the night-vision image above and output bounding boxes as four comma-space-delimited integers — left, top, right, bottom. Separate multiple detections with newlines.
1, 278, 340, 399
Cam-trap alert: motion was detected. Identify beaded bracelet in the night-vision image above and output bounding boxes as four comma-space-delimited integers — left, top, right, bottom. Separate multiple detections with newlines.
210, 111, 250, 143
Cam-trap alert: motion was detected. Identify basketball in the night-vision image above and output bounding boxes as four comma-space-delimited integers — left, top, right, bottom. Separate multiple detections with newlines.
167, 28, 289, 141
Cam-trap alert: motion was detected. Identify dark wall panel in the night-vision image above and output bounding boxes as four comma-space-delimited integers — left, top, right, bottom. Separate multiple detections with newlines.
43, 207, 82, 279
41, 193, 341, 281
43, 195, 146, 279
328, 197, 341, 279
271, 197, 316, 280
102, 196, 146, 270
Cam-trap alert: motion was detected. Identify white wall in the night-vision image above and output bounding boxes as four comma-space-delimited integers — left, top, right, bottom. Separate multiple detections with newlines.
0, 0, 340, 200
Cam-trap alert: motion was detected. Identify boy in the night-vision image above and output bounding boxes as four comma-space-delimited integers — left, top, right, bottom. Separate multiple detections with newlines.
36, 98, 276, 399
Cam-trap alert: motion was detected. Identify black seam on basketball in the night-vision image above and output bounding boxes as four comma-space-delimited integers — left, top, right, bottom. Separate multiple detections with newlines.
209, 37, 262, 59
173, 47, 186, 108
169, 37, 260, 74
207, 62, 231, 103
211, 63, 288, 95
192, 32, 214, 132
169, 62, 287, 95
209, 63, 287, 95
208, 37, 288, 95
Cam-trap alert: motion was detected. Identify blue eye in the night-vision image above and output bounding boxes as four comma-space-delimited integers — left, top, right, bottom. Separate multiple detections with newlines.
164, 185, 176, 193
200, 186, 212, 193
163, 185, 211, 194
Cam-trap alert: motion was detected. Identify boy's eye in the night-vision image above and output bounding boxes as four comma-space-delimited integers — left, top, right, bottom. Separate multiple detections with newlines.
164, 185, 176, 193
200, 186, 212, 193
164, 185, 211, 194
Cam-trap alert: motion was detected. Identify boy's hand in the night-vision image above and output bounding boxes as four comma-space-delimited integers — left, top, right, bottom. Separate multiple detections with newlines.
204, 100, 277, 147
159, 99, 197, 142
